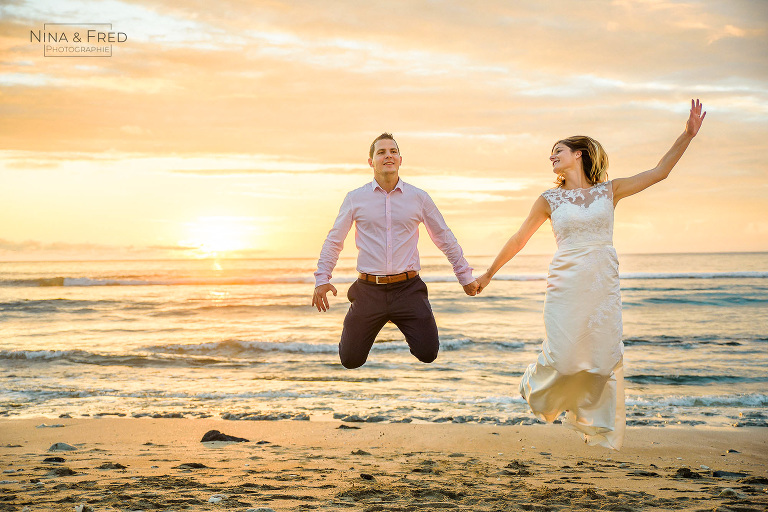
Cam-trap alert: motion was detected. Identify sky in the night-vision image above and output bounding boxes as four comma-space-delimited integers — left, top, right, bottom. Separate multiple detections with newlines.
1, 0, 767, 261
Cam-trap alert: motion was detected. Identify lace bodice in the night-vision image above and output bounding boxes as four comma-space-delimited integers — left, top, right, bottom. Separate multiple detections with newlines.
542, 181, 614, 249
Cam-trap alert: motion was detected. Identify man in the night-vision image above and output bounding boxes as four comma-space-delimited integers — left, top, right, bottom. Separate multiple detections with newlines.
312, 133, 478, 369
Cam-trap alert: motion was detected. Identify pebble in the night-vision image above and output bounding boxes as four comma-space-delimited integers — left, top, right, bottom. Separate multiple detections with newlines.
208, 494, 228, 503
718, 488, 747, 498
201, 430, 249, 443
700, 465, 710, 470
74, 504, 94, 512
246, 508, 276, 512
98, 462, 127, 470
36, 423, 65, 428
674, 468, 702, 479
0, 480, 15, 484
631, 470, 660, 477
713, 470, 748, 478
48, 443, 77, 452
173, 463, 209, 469
48, 467, 76, 477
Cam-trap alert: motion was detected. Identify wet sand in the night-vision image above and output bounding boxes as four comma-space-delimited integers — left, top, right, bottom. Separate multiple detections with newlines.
1, 418, 766, 511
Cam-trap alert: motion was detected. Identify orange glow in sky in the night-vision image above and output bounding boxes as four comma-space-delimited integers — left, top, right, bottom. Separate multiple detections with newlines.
0, 1, 766, 261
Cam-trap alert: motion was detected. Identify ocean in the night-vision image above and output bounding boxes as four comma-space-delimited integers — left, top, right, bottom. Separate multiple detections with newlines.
1, 253, 766, 429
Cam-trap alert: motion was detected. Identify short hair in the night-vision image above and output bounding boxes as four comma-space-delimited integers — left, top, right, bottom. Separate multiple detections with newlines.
552, 135, 609, 187
369, 133, 399, 159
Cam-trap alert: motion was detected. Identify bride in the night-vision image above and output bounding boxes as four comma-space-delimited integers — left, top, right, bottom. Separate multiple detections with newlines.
476, 100, 706, 449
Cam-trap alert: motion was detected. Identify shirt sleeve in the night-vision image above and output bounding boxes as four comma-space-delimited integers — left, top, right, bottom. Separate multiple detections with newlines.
420, 192, 475, 286
314, 192, 354, 287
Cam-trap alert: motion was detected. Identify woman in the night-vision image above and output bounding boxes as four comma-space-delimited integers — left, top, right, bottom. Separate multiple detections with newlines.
476, 100, 706, 449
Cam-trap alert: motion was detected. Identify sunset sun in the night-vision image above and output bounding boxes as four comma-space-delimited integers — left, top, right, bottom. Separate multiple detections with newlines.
181, 216, 257, 257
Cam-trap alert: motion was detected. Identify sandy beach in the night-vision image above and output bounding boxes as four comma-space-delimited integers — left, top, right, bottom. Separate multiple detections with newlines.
0, 418, 766, 511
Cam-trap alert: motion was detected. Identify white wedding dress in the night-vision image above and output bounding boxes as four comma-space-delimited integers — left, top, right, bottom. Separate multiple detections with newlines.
519, 181, 625, 449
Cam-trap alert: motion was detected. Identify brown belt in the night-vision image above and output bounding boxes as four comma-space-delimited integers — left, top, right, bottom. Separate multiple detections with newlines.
358, 271, 419, 285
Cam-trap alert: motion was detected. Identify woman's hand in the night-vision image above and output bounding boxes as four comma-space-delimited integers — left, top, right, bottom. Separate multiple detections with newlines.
476, 271, 492, 294
685, 98, 706, 137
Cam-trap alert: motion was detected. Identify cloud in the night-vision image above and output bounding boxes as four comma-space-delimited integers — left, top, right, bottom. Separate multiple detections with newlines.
0, 0, 766, 257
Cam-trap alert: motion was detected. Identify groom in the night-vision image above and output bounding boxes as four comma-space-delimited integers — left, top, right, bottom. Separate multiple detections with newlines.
313, 133, 478, 368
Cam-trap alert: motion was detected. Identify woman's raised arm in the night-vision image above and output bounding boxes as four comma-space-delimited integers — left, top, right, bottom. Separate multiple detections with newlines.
612, 99, 706, 204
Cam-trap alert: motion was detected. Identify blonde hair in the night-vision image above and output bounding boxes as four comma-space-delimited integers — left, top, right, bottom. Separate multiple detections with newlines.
553, 136, 609, 188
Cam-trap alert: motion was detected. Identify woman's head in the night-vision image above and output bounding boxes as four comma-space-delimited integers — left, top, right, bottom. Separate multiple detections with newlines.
551, 136, 609, 187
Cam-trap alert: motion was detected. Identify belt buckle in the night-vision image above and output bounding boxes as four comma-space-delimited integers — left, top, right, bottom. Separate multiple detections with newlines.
375, 275, 385, 284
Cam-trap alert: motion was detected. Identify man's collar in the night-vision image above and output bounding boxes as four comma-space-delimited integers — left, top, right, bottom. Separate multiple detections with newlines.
371, 178, 404, 193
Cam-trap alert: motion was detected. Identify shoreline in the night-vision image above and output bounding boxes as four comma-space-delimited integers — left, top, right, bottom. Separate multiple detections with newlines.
1, 418, 766, 511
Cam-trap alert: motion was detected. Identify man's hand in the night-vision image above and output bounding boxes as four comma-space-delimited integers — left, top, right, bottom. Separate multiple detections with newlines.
312, 283, 338, 312
463, 280, 479, 296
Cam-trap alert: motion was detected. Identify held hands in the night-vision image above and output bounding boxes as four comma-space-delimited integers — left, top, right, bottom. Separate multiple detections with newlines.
475, 271, 492, 294
685, 99, 706, 137
463, 280, 479, 296
312, 283, 337, 312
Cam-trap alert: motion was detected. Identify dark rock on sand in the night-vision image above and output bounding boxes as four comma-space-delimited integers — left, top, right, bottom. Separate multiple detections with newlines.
360, 473, 374, 480
674, 468, 702, 479
741, 476, 768, 484
173, 463, 210, 469
47, 467, 77, 477
351, 449, 371, 455
337, 424, 360, 429
201, 430, 249, 443
630, 470, 660, 477
98, 462, 127, 470
43, 457, 65, 463
713, 470, 747, 478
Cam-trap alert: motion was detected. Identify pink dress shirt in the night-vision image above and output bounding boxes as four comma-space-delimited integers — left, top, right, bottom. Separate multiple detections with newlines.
314, 179, 474, 287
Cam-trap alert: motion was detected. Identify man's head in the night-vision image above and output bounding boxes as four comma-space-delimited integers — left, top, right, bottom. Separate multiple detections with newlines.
369, 133, 399, 159
368, 133, 402, 179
